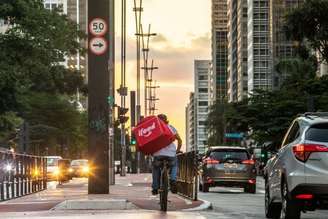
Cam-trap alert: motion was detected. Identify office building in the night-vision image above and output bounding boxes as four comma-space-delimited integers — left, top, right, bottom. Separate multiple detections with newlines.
44, 0, 68, 13
227, 0, 248, 102
194, 60, 211, 154
247, 0, 272, 92
185, 93, 196, 152
212, 0, 228, 101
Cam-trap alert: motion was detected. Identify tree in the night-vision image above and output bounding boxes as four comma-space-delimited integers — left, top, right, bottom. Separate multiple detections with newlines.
23, 93, 87, 157
284, 0, 328, 63
0, 0, 87, 153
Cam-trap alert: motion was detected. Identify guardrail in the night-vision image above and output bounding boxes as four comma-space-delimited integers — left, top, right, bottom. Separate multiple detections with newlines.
176, 151, 199, 201
0, 151, 47, 201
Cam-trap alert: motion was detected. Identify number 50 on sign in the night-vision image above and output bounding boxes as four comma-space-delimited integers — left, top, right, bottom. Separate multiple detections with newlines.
89, 18, 108, 36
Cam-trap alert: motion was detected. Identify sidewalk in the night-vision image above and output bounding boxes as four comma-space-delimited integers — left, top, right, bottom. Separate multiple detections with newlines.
0, 174, 204, 213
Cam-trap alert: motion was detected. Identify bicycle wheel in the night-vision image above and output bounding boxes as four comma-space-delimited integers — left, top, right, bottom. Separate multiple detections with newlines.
160, 167, 169, 212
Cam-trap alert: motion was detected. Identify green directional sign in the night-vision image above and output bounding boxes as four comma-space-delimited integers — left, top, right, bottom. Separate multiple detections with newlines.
225, 133, 244, 139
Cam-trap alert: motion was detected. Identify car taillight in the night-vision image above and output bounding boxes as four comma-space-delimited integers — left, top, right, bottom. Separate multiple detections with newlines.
242, 159, 255, 165
293, 144, 328, 162
203, 158, 219, 165
295, 194, 313, 200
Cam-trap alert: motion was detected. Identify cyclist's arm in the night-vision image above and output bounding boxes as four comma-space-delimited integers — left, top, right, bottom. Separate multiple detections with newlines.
175, 133, 182, 153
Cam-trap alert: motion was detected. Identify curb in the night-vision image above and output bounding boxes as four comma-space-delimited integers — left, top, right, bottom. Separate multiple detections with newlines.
183, 199, 213, 212
51, 199, 138, 211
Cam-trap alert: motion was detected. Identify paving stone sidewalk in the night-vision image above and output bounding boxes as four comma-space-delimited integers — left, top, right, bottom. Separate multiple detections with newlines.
0, 174, 204, 212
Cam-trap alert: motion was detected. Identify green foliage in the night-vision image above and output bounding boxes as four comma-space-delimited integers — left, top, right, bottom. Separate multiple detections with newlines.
0, 0, 87, 156
284, 0, 328, 63
22, 93, 87, 157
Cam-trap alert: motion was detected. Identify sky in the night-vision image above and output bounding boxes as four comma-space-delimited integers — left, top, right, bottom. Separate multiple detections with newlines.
115, 0, 211, 149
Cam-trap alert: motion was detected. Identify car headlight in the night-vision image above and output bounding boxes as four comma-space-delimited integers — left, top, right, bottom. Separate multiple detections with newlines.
82, 166, 89, 173
33, 169, 39, 177
68, 168, 73, 173
53, 168, 60, 176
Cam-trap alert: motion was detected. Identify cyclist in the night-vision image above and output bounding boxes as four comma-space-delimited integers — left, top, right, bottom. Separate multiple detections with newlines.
151, 114, 182, 195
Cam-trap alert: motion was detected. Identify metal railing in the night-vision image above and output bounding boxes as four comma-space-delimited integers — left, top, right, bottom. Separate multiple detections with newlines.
176, 151, 199, 201
0, 151, 47, 201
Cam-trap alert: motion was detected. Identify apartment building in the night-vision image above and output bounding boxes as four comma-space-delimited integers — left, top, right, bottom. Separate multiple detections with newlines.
194, 60, 211, 154
247, 0, 272, 93
212, 0, 228, 101
185, 93, 196, 152
227, 0, 248, 102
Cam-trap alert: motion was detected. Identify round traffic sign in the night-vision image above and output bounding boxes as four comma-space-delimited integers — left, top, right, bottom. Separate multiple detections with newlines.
89, 18, 108, 36
89, 37, 108, 55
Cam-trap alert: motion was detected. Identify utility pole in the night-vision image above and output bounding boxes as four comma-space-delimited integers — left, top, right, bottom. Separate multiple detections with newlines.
133, 0, 143, 174
88, 0, 114, 194
139, 24, 157, 116
119, 0, 128, 177
130, 91, 137, 173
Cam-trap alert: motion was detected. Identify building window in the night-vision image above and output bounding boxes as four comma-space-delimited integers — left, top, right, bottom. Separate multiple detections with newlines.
198, 88, 208, 93
198, 101, 208, 106
199, 75, 208, 80
199, 121, 206, 126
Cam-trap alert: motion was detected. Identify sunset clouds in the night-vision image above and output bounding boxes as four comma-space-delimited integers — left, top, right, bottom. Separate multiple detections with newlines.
115, 0, 211, 146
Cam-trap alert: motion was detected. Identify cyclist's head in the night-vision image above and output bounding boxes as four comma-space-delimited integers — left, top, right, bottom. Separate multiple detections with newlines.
158, 114, 169, 124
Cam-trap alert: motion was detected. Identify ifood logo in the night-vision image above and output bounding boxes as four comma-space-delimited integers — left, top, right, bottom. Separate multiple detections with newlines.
139, 122, 156, 137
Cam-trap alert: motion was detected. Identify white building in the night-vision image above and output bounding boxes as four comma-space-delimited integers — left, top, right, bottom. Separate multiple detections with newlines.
247, 0, 272, 93
185, 93, 196, 152
194, 60, 211, 154
44, 0, 68, 13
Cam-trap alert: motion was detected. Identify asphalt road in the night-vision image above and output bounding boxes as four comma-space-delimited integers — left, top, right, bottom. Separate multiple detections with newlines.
199, 177, 328, 219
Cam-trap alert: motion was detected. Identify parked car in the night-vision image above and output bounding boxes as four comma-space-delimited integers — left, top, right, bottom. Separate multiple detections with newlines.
199, 146, 257, 193
70, 159, 89, 177
46, 156, 62, 181
264, 112, 328, 219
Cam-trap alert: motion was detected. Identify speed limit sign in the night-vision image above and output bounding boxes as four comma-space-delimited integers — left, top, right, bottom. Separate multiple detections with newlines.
89, 18, 107, 36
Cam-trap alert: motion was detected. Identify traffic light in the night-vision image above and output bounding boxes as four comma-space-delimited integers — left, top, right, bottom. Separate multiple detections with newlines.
130, 134, 136, 145
118, 107, 129, 124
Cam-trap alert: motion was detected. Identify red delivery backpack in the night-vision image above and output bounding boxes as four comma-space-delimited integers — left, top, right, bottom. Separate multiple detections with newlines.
133, 116, 176, 155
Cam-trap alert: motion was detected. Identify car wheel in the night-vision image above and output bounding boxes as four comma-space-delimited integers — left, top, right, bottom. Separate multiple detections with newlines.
280, 181, 300, 219
245, 184, 256, 194
265, 182, 281, 218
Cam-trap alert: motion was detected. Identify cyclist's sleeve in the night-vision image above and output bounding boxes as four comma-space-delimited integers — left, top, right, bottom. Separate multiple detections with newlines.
168, 125, 177, 135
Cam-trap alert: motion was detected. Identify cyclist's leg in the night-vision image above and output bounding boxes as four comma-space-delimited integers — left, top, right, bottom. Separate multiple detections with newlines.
169, 156, 178, 193
152, 157, 160, 194
170, 156, 177, 181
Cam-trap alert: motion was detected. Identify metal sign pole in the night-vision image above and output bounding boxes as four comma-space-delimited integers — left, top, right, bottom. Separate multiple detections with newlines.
88, 0, 114, 194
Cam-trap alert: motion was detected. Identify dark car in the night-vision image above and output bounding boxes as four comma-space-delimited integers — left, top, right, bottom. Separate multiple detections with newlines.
199, 146, 257, 193
70, 159, 89, 177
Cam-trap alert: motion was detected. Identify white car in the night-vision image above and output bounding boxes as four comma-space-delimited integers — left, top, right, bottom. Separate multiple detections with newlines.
46, 156, 62, 181
264, 112, 328, 219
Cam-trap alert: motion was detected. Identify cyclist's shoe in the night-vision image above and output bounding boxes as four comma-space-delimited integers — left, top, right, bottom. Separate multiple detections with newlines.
170, 180, 177, 194
152, 189, 158, 195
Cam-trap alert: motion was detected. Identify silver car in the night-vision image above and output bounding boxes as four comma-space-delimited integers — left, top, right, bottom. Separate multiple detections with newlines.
264, 112, 328, 219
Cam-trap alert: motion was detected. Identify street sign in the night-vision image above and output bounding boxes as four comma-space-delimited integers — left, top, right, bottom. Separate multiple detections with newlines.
89, 18, 108, 36
225, 133, 244, 139
89, 37, 107, 55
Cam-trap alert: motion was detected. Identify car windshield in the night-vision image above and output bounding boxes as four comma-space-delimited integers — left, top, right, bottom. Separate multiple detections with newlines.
71, 160, 88, 166
209, 150, 249, 162
47, 158, 59, 166
306, 123, 328, 143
